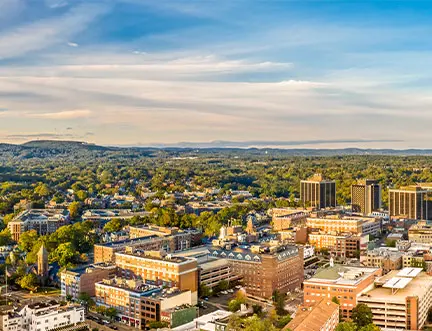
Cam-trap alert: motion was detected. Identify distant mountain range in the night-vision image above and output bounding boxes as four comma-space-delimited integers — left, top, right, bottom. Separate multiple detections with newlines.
1, 140, 432, 159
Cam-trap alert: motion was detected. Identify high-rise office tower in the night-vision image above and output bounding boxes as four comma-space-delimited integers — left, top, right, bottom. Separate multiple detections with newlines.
389, 185, 432, 220
300, 173, 336, 209
351, 179, 381, 215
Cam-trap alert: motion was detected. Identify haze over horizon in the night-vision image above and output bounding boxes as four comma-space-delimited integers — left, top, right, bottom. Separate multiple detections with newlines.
1, 0, 432, 148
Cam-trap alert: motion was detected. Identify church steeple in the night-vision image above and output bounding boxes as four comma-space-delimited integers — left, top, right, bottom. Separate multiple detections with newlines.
37, 244, 49, 278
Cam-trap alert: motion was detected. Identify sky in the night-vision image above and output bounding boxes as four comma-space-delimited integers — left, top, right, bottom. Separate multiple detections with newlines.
1, 0, 432, 148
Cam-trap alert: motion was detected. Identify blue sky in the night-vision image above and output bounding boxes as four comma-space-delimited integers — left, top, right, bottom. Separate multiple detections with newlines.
1, 0, 432, 148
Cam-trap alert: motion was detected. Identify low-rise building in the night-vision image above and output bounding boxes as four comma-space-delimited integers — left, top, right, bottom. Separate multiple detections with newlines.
115, 250, 198, 304
358, 267, 432, 330
408, 221, 432, 244
361, 248, 403, 273
61, 263, 117, 299
129, 225, 192, 251
95, 278, 194, 329
94, 234, 183, 263
306, 216, 381, 236
303, 265, 381, 319
0, 301, 85, 331
285, 299, 339, 331
271, 209, 309, 231
8, 209, 70, 241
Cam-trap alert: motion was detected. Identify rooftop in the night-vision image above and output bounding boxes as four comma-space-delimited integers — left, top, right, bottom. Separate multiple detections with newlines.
305, 265, 380, 286
62, 263, 115, 276
286, 300, 339, 331
97, 278, 188, 299
12, 209, 68, 223
360, 270, 432, 303
116, 250, 191, 264
200, 258, 229, 271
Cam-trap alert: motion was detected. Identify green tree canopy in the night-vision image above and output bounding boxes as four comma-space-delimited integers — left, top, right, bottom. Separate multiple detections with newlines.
352, 304, 373, 328
18, 230, 39, 252
18, 273, 38, 291
103, 218, 125, 233
336, 322, 358, 331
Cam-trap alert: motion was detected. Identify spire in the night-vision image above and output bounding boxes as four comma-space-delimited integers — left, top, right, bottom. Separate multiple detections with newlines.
38, 244, 48, 257
37, 243, 49, 278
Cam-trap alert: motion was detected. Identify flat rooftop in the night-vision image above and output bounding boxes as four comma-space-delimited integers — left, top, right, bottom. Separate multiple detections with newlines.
361, 270, 432, 303
116, 251, 191, 264
200, 258, 229, 271
62, 263, 115, 276
95, 235, 160, 248
306, 266, 380, 286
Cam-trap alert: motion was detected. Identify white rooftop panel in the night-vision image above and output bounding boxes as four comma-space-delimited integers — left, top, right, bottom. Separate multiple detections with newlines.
383, 277, 412, 289
397, 267, 423, 278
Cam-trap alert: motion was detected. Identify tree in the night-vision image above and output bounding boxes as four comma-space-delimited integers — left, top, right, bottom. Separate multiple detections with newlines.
359, 324, 380, 331
335, 322, 358, 331
96, 306, 106, 315
226, 314, 243, 330
385, 238, 396, 247
352, 304, 373, 328
105, 307, 117, 320
68, 202, 81, 219
78, 292, 95, 309
216, 280, 229, 292
18, 273, 38, 291
103, 218, 124, 233
274, 315, 292, 329
228, 299, 242, 312
332, 296, 340, 305
18, 230, 39, 252
148, 321, 168, 329
272, 289, 287, 316
34, 183, 50, 197
76, 190, 88, 201
49, 242, 79, 267
252, 304, 263, 316
0, 228, 12, 246
243, 315, 278, 331
199, 284, 211, 298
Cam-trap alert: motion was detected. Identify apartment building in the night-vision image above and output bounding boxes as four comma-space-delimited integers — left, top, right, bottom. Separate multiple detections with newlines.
115, 250, 198, 304
358, 268, 432, 331
209, 244, 304, 298
306, 216, 381, 236
0, 301, 85, 331
8, 209, 69, 241
271, 209, 309, 231
95, 278, 194, 329
285, 300, 339, 331
61, 263, 117, 299
389, 185, 432, 220
300, 174, 336, 209
361, 249, 403, 273
94, 234, 185, 263
351, 179, 381, 215
408, 221, 432, 243
303, 266, 381, 319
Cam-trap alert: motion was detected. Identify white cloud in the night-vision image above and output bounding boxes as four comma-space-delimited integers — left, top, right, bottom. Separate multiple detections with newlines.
0, 3, 109, 59
67, 42, 79, 47
31, 109, 93, 119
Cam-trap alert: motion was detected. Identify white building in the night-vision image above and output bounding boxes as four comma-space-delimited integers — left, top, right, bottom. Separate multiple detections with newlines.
0, 301, 85, 331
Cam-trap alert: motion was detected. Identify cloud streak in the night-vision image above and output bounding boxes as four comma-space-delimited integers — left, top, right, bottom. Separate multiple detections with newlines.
0, 3, 109, 59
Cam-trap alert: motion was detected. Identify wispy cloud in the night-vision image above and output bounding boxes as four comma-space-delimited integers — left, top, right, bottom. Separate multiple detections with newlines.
31, 109, 92, 119
0, 3, 109, 59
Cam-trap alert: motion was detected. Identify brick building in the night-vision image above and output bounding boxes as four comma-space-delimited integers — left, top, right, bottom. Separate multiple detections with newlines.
303, 266, 381, 319
114, 250, 198, 304
209, 244, 304, 298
